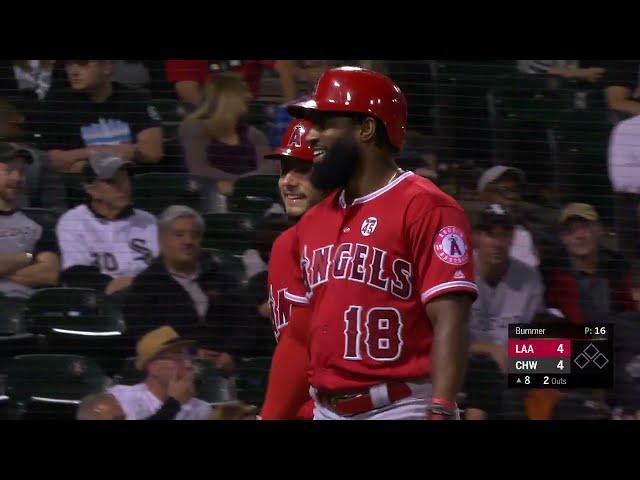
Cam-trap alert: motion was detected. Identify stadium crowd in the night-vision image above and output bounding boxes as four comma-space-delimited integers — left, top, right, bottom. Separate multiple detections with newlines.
0, 59, 639, 420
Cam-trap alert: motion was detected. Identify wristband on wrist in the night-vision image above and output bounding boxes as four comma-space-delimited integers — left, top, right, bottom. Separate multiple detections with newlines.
428, 397, 458, 420
431, 397, 457, 410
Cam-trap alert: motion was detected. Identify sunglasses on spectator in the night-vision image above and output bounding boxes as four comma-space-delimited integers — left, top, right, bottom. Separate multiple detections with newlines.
155, 350, 195, 362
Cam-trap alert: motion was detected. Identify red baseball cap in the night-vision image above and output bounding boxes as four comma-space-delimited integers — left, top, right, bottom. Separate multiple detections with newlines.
265, 119, 314, 163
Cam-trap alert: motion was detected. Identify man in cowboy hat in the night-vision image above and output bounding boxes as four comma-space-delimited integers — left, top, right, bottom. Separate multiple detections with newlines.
105, 326, 212, 420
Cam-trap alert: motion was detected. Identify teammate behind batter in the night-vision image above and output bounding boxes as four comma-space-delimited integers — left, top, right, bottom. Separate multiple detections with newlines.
263, 119, 325, 419
261, 67, 478, 420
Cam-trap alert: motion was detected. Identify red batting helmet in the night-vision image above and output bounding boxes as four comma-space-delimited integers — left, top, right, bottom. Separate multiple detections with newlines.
264, 119, 314, 163
287, 66, 408, 151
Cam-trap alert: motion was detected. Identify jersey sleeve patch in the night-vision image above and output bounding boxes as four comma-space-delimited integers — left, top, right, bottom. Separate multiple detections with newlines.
433, 226, 470, 266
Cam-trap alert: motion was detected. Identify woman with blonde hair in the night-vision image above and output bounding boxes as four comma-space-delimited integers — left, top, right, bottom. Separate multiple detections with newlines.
179, 72, 273, 197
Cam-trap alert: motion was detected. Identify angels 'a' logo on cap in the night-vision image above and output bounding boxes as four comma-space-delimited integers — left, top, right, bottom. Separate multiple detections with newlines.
434, 226, 469, 265
287, 124, 305, 148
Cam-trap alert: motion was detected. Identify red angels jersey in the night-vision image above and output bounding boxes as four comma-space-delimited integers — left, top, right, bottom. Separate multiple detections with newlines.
287, 171, 478, 392
267, 226, 305, 341
267, 226, 314, 420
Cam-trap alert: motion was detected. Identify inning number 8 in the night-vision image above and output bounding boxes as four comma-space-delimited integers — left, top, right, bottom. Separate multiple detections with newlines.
344, 306, 404, 361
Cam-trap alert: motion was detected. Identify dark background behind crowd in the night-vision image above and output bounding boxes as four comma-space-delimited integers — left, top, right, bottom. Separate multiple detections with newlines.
1, 59, 639, 420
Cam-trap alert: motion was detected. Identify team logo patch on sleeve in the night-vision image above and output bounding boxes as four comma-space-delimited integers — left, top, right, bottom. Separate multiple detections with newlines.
434, 226, 469, 265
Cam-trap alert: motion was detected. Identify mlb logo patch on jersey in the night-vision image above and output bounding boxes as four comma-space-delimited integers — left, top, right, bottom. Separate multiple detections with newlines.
434, 226, 469, 265
361, 217, 378, 237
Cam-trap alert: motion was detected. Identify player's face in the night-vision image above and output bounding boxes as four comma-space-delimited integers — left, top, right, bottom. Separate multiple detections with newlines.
65, 60, 111, 92
483, 179, 521, 210
160, 216, 203, 266
278, 156, 323, 217
560, 219, 600, 258
88, 168, 132, 210
306, 114, 360, 190
0, 157, 27, 205
475, 226, 513, 266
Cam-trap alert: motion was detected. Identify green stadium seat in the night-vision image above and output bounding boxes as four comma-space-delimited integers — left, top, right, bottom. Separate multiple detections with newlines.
0, 295, 27, 336
203, 249, 247, 285
113, 357, 144, 386
228, 174, 281, 217
25, 288, 125, 336
24, 288, 127, 374
551, 126, 612, 220
436, 60, 515, 87
234, 356, 272, 407
5, 354, 109, 419
151, 98, 181, 124
246, 101, 269, 129
0, 371, 7, 416
490, 87, 573, 125
194, 359, 237, 405
554, 109, 609, 136
132, 173, 215, 215
202, 213, 256, 254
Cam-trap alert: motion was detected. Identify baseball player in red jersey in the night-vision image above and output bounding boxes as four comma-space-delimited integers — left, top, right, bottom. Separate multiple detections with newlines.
261, 67, 478, 420
263, 119, 325, 420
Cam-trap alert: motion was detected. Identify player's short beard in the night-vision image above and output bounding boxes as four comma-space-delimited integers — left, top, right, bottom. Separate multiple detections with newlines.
310, 136, 360, 191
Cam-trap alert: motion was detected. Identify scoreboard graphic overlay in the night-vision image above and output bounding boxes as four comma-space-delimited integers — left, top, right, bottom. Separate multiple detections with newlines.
508, 324, 613, 388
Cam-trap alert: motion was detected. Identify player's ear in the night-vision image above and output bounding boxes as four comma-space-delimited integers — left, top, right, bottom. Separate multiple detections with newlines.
358, 117, 377, 144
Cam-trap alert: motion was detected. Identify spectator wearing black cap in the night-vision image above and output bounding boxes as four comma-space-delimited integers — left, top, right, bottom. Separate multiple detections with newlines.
545, 203, 635, 325
55, 152, 158, 295
0, 142, 60, 298
464, 205, 545, 420
470, 205, 545, 350
37, 60, 162, 174
0, 98, 66, 213
123, 205, 237, 375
